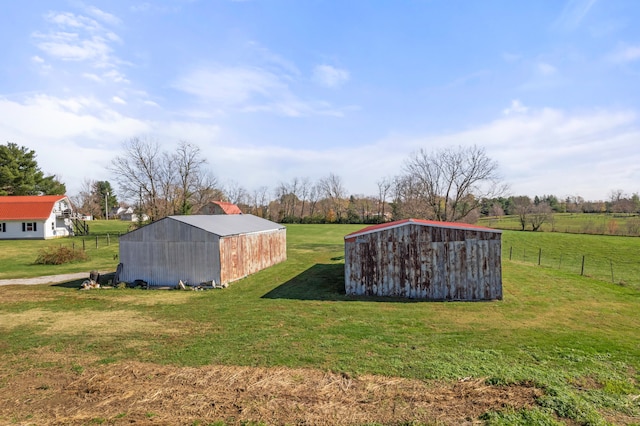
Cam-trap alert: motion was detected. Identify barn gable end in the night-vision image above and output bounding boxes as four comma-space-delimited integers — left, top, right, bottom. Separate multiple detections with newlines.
344, 219, 502, 301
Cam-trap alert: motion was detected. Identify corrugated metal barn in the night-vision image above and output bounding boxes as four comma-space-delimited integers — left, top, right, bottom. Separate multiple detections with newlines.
344, 219, 502, 301
118, 214, 286, 287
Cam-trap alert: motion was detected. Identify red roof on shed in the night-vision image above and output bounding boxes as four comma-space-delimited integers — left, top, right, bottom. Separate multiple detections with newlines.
345, 218, 501, 240
0, 195, 67, 220
211, 201, 243, 215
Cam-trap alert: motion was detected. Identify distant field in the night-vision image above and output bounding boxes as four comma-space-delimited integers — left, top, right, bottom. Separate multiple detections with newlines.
501, 231, 640, 291
479, 212, 640, 236
0, 224, 638, 424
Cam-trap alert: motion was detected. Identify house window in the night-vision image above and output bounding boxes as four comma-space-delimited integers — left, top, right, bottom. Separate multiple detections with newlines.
0, 223, 5, 232
22, 222, 37, 232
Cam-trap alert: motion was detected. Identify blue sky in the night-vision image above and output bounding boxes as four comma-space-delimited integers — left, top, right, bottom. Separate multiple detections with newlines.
1, 0, 639, 201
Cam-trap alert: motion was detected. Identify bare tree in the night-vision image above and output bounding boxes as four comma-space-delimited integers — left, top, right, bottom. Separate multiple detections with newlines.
174, 141, 207, 215
529, 202, 553, 231
190, 171, 223, 213
402, 145, 506, 222
512, 196, 532, 231
391, 174, 432, 220
110, 138, 220, 220
299, 177, 311, 219
490, 203, 505, 217
274, 178, 301, 221
110, 137, 163, 221
318, 173, 347, 222
225, 180, 248, 206
72, 179, 102, 218
376, 177, 392, 222
249, 186, 270, 218
307, 182, 321, 219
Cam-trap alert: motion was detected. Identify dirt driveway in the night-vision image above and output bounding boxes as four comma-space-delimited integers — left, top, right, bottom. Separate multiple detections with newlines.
0, 271, 111, 286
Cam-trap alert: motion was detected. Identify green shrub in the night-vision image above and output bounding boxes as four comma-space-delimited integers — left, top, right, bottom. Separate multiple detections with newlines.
34, 246, 89, 265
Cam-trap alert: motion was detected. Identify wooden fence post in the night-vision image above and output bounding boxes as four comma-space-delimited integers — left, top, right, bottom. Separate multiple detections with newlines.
581, 256, 585, 276
610, 260, 614, 283
82, 239, 85, 251
95, 236, 99, 249
538, 248, 542, 266
509, 246, 512, 260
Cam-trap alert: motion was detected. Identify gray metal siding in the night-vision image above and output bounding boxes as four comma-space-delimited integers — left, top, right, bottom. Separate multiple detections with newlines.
345, 223, 502, 300
119, 217, 222, 286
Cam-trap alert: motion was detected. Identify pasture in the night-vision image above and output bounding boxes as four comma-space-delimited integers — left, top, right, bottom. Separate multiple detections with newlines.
0, 223, 638, 425
479, 213, 640, 236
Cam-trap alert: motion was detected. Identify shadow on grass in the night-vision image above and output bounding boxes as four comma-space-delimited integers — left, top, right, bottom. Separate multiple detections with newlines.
52, 272, 116, 289
262, 263, 425, 303
262, 263, 347, 301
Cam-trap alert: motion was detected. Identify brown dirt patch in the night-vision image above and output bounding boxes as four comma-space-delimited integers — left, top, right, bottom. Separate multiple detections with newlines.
0, 357, 543, 425
0, 309, 182, 336
0, 286, 57, 304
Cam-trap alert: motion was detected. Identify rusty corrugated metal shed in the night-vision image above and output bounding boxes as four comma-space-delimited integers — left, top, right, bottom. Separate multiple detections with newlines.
344, 219, 502, 301
118, 215, 286, 287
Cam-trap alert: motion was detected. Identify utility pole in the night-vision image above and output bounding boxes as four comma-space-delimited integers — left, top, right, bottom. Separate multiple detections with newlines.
105, 193, 109, 220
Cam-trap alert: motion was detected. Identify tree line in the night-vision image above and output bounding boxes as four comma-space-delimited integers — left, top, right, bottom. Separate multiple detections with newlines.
2, 140, 639, 228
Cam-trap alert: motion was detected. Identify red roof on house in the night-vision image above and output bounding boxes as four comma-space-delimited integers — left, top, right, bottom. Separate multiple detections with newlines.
211, 201, 242, 215
0, 195, 68, 220
345, 218, 501, 239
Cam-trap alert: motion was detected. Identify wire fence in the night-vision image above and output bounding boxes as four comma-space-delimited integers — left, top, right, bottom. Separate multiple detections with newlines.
505, 245, 640, 290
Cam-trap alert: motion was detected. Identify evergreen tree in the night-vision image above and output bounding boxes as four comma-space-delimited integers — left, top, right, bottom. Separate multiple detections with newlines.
0, 142, 66, 195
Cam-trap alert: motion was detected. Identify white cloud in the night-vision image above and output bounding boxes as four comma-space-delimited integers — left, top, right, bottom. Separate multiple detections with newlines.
173, 66, 348, 117
554, 0, 598, 30
84, 6, 122, 26
44, 11, 101, 32
608, 44, 640, 64
537, 62, 557, 75
103, 69, 129, 83
0, 94, 223, 196
502, 100, 529, 115
82, 72, 103, 83
192, 104, 639, 201
313, 64, 350, 88
2, 89, 636, 202
32, 9, 124, 73
174, 67, 284, 105
31, 55, 45, 63
112, 96, 126, 105
502, 52, 522, 63
34, 31, 113, 62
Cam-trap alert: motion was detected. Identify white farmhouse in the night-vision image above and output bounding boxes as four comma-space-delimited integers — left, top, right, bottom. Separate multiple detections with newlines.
0, 195, 75, 240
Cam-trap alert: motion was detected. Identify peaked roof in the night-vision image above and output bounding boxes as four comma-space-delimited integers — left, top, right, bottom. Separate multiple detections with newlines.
210, 200, 243, 215
168, 214, 284, 237
345, 218, 501, 239
0, 195, 69, 220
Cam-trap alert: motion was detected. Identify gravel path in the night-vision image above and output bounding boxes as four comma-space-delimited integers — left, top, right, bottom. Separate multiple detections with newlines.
0, 271, 112, 286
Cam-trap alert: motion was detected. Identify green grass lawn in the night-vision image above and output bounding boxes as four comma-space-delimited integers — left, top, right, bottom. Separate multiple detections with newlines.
1, 223, 639, 424
501, 231, 640, 291
0, 221, 125, 279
